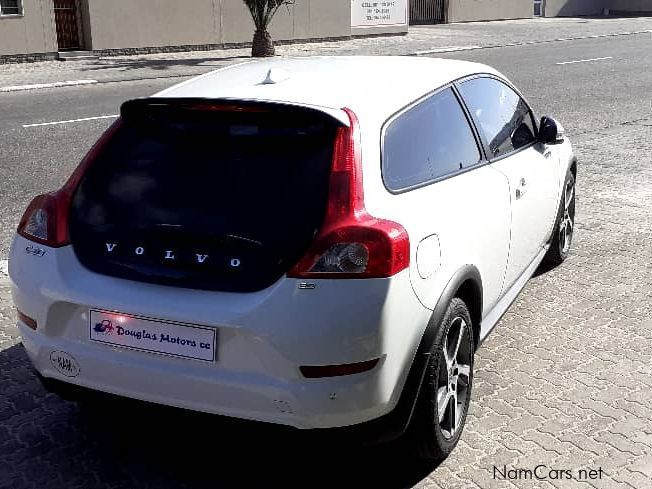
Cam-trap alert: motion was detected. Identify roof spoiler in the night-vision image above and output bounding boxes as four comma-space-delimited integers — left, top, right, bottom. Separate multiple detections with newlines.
120, 97, 350, 126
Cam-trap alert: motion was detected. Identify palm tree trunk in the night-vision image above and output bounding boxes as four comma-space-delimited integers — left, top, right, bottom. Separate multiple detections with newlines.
252, 29, 275, 57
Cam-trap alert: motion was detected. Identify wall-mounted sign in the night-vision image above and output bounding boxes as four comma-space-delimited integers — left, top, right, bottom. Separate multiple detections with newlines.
351, 0, 408, 28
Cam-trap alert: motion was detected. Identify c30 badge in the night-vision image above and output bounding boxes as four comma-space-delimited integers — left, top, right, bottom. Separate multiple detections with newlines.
25, 245, 46, 257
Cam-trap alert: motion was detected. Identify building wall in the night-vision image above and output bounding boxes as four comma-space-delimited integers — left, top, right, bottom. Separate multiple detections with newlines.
448, 0, 532, 23
83, 0, 352, 51
83, 0, 219, 50
608, 0, 652, 12
0, 0, 57, 55
544, 0, 607, 17
310, 0, 354, 38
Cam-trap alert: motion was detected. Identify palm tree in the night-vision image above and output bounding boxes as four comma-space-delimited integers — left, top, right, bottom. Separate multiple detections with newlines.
243, 0, 294, 57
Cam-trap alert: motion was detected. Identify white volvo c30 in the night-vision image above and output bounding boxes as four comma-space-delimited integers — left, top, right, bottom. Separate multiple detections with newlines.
9, 57, 576, 460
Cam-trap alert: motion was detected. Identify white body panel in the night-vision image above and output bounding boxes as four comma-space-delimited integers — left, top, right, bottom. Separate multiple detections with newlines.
492, 145, 560, 290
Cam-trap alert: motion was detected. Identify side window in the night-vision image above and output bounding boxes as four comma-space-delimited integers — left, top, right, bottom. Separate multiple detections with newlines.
383, 88, 481, 191
458, 77, 537, 159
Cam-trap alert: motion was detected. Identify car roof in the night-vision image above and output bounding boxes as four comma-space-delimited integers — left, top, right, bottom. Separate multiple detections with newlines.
155, 56, 502, 125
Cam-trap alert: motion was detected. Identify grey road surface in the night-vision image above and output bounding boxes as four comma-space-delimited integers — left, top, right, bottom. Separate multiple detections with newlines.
1, 32, 652, 489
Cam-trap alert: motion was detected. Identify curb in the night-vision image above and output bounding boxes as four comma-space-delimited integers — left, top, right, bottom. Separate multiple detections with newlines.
0, 72, 199, 93
0, 79, 98, 93
1, 28, 651, 92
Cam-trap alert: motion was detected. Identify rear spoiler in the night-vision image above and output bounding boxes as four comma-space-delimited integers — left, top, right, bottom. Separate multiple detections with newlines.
120, 98, 350, 126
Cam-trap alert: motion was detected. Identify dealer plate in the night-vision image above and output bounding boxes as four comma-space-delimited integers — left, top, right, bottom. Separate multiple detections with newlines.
89, 310, 216, 362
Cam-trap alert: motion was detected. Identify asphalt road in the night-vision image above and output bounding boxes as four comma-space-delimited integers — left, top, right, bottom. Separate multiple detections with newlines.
1, 34, 651, 257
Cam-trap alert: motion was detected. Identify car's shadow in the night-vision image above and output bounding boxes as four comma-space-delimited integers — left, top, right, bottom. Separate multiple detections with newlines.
0, 344, 438, 489
533, 259, 559, 278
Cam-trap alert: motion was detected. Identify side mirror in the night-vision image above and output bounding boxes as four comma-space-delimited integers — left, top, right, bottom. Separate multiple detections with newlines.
538, 116, 565, 145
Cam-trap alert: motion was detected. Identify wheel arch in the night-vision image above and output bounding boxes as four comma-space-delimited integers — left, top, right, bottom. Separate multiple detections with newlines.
453, 276, 482, 352
411, 264, 484, 420
343, 265, 483, 444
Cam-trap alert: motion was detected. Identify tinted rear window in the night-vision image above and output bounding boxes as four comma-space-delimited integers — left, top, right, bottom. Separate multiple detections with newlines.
70, 101, 338, 292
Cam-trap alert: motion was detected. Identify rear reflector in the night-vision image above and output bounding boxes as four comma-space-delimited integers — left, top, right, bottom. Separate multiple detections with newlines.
300, 358, 379, 378
16, 310, 37, 330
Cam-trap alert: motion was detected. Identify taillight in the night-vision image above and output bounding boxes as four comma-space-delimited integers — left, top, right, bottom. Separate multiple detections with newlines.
288, 108, 409, 279
16, 119, 122, 247
17, 191, 70, 247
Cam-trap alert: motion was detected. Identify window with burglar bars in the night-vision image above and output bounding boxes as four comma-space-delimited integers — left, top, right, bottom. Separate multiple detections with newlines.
0, 0, 22, 15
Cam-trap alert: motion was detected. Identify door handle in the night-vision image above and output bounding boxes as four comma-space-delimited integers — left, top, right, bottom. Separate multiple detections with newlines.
516, 178, 527, 199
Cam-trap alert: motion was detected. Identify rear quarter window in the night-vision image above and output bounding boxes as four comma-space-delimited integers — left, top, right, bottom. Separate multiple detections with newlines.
382, 87, 481, 192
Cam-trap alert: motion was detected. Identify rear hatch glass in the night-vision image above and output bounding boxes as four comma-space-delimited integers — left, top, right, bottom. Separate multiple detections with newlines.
69, 99, 339, 292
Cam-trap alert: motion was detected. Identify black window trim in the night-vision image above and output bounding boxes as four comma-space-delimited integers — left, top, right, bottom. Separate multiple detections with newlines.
454, 73, 540, 164
380, 82, 489, 195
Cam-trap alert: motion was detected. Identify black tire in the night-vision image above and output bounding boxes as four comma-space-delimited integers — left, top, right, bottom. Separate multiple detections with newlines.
545, 169, 576, 266
409, 298, 475, 461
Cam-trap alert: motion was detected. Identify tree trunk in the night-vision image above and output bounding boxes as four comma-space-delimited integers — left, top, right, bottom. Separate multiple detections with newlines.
252, 29, 275, 57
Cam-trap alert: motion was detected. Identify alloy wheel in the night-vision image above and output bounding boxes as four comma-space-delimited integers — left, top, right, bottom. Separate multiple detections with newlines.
437, 317, 472, 440
559, 177, 576, 255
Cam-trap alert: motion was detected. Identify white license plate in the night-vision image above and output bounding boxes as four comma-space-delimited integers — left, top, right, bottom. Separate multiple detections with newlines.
89, 310, 216, 362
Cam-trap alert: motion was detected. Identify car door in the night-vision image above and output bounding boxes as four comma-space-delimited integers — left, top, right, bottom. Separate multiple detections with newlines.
457, 76, 558, 292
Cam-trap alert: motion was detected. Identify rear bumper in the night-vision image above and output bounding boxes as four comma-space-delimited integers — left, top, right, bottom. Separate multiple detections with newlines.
10, 236, 432, 430
20, 322, 388, 429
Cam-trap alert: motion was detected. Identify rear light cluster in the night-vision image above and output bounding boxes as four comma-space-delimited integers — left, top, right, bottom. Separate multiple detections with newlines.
17, 191, 73, 247
288, 108, 410, 279
17, 120, 122, 247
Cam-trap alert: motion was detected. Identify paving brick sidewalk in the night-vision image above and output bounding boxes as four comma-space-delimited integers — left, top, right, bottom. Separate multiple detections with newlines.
1, 16, 652, 90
